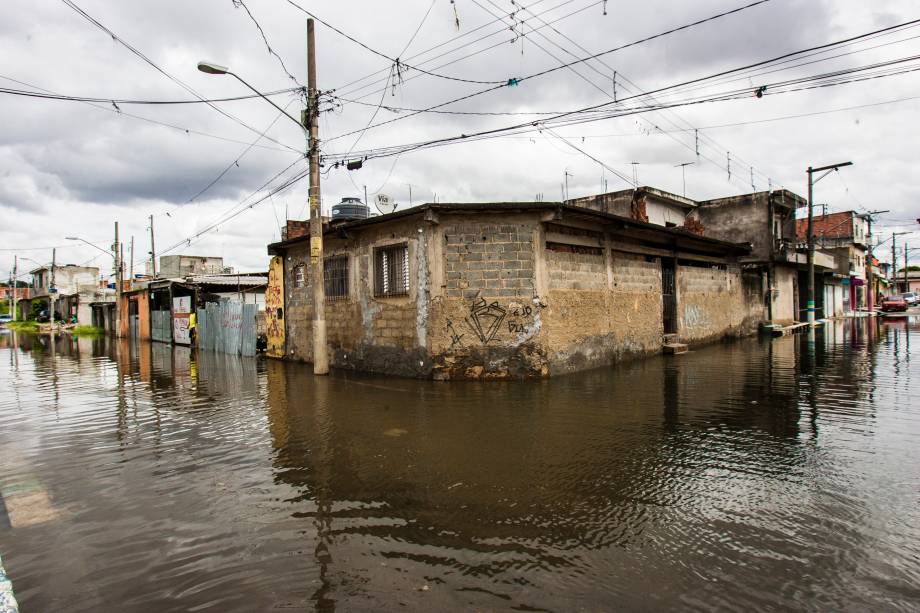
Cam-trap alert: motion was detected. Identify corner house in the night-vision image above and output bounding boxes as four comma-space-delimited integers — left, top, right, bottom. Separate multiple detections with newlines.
267, 202, 759, 379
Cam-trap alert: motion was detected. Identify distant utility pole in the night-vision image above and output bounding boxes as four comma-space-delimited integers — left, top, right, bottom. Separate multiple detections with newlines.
863, 210, 889, 312
892, 231, 909, 292
307, 18, 328, 375
114, 221, 121, 337
11, 255, 17, 321
563, 169, 573, 202
806, 161, 852, 324
129, 235, 134, 283
50, 248, 56, 334
149, 214, 157, 278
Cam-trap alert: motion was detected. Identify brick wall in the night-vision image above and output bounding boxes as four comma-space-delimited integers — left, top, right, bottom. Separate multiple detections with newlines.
444, 223, 534, 299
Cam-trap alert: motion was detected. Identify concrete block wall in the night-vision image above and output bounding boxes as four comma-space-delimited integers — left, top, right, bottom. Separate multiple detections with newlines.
543, 250, 664, 374
678, 263, 759, 342
429, 217, 546, 379
444, 223, 534, 299
547, 248, 606, 290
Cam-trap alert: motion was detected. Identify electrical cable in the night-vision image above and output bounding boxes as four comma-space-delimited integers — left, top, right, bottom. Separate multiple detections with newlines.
59, 0, 301, 153
332, 0, 597, 104
284, 0, 507, 85
0, 74, 295, 152
321, 0, 775, 144
234, 0, 304, 86
0, 83, 301, 105
322, 53, 920, 165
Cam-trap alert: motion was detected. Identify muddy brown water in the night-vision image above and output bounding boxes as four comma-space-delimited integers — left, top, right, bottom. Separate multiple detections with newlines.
1, 318, 919, 612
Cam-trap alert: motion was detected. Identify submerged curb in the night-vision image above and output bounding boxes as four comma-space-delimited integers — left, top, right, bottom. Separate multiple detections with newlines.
0, 554, 18, 613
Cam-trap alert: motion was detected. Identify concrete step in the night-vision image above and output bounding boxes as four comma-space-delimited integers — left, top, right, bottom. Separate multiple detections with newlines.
662, 333, 679, 345
663, 343, 688, 355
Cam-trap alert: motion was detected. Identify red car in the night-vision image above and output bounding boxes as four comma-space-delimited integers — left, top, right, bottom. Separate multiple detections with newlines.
880, 295, 908, 313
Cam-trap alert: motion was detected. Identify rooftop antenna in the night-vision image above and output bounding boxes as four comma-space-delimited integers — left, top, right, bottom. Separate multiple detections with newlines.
674, 162, 693, 197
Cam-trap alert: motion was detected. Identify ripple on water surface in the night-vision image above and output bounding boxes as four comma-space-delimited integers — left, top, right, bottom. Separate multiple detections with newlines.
0, 320, 919, 611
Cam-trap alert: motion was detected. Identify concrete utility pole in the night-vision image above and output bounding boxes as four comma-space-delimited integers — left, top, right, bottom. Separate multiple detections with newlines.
129, 235, 134, 283
864, 210, 889, 312
806, 161, 852, 324
11, 256, 17, 321
114, 221, 121, 337
905, 240, 910, 290
149, 214, 157, 278
307, 18, 328, 375
50, 248, 56, 334
892, 232, 909, 293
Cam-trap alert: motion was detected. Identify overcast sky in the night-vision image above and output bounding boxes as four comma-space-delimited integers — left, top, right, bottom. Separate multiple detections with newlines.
2, 0, 919, 280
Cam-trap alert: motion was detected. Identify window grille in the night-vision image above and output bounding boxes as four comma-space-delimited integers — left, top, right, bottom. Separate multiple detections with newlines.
293, 263, 306, 288
324, 255, 349, 300
374, 243, 409, 297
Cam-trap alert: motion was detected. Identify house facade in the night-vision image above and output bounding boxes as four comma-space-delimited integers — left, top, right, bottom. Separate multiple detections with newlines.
688, 189, 842, 322
26, 264, 100, 322
796, 211, 871, 312
267, 202, 760, 380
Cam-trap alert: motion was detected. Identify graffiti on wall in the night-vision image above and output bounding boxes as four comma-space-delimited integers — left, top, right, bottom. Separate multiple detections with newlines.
265, 255, 286, 358
451, 296, 543, 346
465, 297, 507, 344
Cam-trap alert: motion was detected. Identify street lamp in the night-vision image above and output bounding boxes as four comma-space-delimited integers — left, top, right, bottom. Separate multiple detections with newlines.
66, 234, 121, 333
198, 48, 329, 375
805, 161, 852, 324
197, 62, 305, 132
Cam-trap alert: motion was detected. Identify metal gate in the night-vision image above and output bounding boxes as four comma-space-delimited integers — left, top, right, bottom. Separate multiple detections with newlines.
661, 259, 678, 334
196, 301, 257, 356
151, 310, 171, 343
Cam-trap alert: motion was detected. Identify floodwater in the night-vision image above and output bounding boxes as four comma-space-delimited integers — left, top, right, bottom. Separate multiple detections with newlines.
1, 318, 919, 612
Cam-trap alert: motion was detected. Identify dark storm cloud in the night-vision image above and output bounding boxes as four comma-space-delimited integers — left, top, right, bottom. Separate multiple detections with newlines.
1, 0, 918, 278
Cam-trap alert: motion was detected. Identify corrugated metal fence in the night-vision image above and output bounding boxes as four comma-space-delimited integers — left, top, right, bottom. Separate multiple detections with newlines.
151, 310, 171, 343
196, 301, 257, 356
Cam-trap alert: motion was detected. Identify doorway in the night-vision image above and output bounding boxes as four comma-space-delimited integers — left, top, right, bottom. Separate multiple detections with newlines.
661, 258, 678, 335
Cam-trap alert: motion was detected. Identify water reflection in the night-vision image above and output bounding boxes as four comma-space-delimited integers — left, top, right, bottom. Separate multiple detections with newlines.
1, 317, 919, 611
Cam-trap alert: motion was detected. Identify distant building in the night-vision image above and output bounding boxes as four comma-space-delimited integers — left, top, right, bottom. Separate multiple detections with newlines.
25, 264, 100, 322
796, 211, 872, 311
146, 255, 231, 278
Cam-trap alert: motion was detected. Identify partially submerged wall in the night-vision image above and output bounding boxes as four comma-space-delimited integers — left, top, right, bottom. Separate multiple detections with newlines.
274, 208, 759, 379
677, 263, 761, 343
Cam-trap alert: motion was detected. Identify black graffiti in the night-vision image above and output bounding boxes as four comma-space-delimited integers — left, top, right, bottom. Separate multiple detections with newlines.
465, 297, 506, 344
508, 321, 530, 334
446, 319, 465, 348
510, 305, 533, 317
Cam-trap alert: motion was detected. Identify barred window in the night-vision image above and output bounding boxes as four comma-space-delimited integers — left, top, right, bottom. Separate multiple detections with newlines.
374, 243, 409, 297
324, 255, 349, 300
293, 263, 306, 288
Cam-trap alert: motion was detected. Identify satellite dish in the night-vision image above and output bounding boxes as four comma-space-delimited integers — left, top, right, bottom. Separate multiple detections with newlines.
375, 193, 397, 215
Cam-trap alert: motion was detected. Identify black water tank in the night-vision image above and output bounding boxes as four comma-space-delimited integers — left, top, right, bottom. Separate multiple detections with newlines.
332, 197, 369, 220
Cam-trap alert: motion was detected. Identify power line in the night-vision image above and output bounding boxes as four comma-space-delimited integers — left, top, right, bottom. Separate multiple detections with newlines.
0, 83, 301, 105
59, 0, 300, 153
284, 0, 507, 85
321, 0, 774, 144
184, 97, 304, 205
329, 0, 558, 97
158, 158, 309, 255
233, 0, 304, 86
323, 52, 920, 165
332, 0, 601, 104
0, 74, 295, 153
